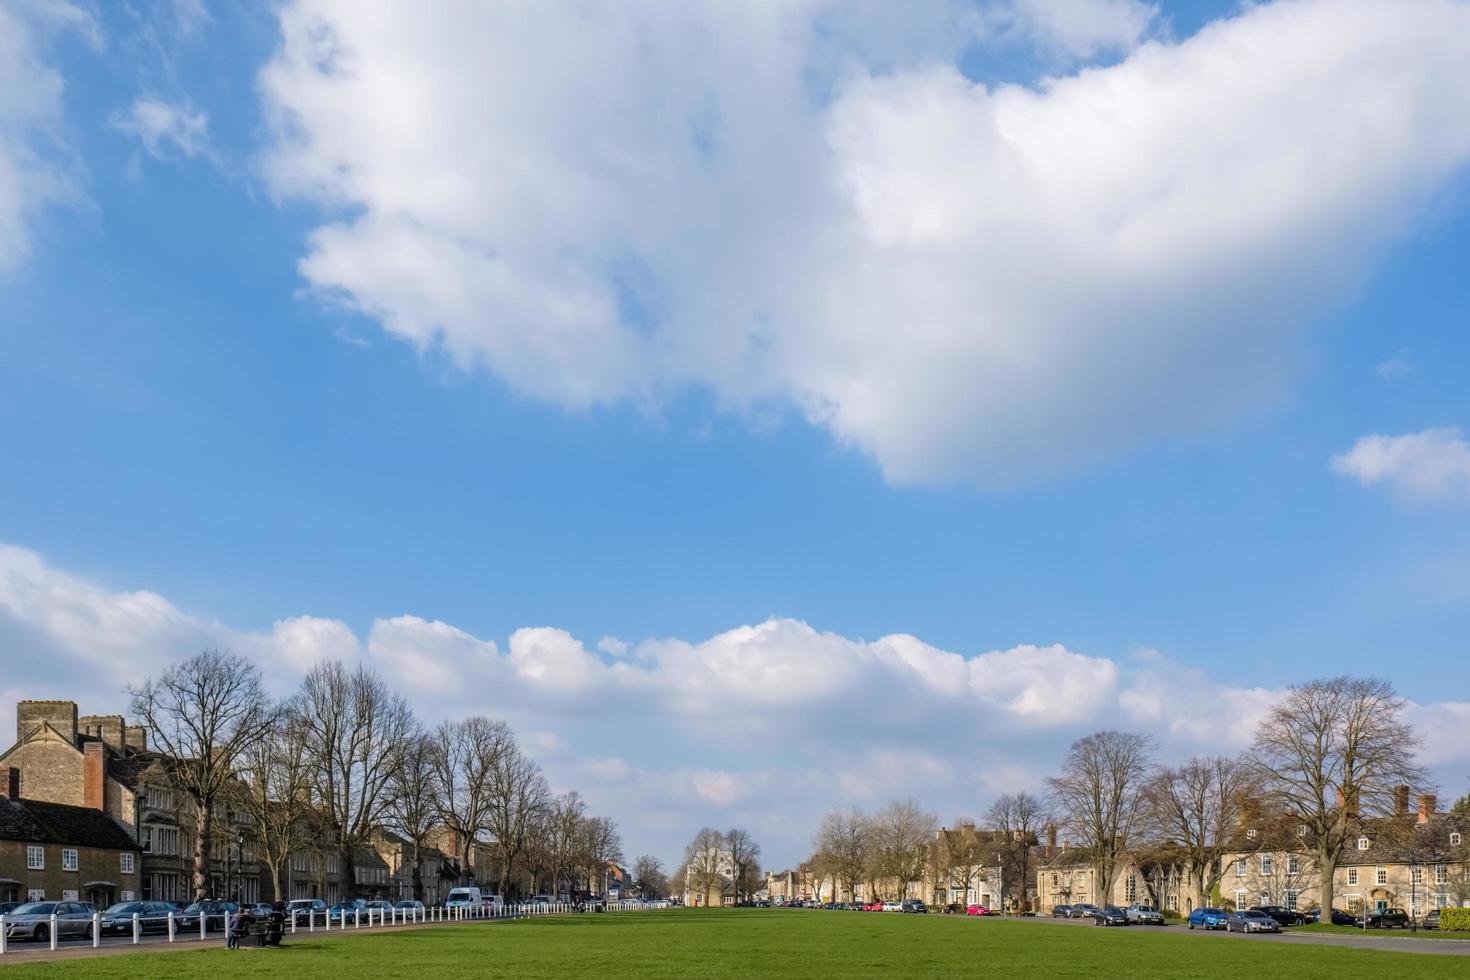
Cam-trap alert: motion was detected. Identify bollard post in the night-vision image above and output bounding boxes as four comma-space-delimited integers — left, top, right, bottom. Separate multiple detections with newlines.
168, 911, 175, 942
49, 914, 58, 951
355, 908, 361, 929
133, 911, 140, 944
93, 912, 100, 947
200, 910, 207, 941
0, 913, 7, 955
308, 909, 314, 932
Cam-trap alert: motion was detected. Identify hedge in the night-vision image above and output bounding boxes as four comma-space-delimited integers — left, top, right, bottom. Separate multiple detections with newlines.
1441, 907, 1470, 932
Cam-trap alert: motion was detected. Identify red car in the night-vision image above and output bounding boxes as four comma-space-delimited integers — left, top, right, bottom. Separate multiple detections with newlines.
864, 902, 885, 912
966, 905, 992, 916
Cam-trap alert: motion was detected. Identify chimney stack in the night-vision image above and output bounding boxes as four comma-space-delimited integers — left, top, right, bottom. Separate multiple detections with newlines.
1045, 824, 1057, 860
0, 767, 19, 800
1394, 785, 1411, 817
84, 741, 106, 811
1418, 794, 1437, 824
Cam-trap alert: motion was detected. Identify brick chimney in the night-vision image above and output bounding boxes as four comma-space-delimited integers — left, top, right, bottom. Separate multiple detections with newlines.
1045, 824, 1057, 860
1418, 794, 1437, 824
84, 741, 106, 811
1394, 785, 1411, 817
0, 767, 19, 800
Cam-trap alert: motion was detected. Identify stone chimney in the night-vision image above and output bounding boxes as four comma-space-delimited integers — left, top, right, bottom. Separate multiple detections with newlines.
124, 726, 148, 752
1418, 794, 1437, 824
83, 741, 106, 811
16, 700, 78, 744
1394, 785, 1411, 817
1045, 824, 1057, 860
0, 767, 19, 800
79, 715, 128, 749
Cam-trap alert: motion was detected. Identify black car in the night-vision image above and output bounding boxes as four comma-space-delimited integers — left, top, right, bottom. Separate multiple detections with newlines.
1051, 904, 1072, 918
1094, 906, 1130, 926
1354, 907, 1410, 929
942, 903, 965, 915
98, 901, 181, 935
1250, 905, 1307, 927
1324, 907, 1355, 926
901, 899, 928, 914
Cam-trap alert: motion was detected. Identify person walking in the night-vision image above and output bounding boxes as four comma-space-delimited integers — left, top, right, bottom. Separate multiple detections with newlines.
226, 906, 243, 949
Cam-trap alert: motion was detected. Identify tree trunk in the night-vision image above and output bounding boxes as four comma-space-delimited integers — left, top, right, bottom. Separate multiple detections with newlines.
412, 853, 424, 902
193, 799, 213, 901
340, 843, 358, 900
1318, 845, 1335, 916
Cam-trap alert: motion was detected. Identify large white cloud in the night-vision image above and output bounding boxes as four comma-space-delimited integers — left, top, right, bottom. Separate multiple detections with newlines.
260, 0, 1470, 486
0, 0, 94, 271
1332, 427, 1470, 504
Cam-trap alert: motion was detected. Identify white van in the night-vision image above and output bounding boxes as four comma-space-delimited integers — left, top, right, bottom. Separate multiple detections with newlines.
445, 887, 481, 908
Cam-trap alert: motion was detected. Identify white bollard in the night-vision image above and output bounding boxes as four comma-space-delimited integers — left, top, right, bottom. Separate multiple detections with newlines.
200, 910, 207, 941
93, 912, 100, 947
49, 914, 58, 951
133, 911, 140, 944
308, 910, 314, 932
1, 913, 8, 955
355, 908, 361, 929
168, 911, 175, 942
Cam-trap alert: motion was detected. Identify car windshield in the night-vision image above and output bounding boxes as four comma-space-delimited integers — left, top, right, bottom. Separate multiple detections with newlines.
104, 903, 142, 914
1244, 911, 1270, 919
13, 903, 55, 915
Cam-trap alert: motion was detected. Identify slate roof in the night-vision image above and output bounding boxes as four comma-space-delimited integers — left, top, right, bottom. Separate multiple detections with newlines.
0, 798, 139, 851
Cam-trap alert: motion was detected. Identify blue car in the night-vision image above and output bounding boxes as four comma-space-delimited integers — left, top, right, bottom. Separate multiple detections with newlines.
1187, 907, 1229, 930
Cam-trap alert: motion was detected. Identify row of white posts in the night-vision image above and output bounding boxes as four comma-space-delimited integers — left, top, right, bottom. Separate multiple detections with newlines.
0, 901, 664, 955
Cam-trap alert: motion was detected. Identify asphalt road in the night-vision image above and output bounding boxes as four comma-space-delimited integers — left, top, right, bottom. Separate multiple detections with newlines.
1004, 910, 1470, 956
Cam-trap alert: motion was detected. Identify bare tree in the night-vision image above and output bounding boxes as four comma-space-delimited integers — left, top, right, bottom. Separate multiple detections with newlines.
433, 716, 508, 879
545, 791, 587, 898
1047, 730, 1156, 902
485, 738, 550, 898
1250, 676, 1429, 914
682, 827, 728, 906
1143, 755, 1253, 908
986, 792, 1049, 912
130, 650, 279, 900
578, 815, 623, 898
933, 821, 989, 907
870, 798, 937, 899
632, 854, 667, 899
297, 660, 416, 898
726, 828, 762, 903
232, 708, 314, 902
386, 728, 443, 902
812, 808, 871, 902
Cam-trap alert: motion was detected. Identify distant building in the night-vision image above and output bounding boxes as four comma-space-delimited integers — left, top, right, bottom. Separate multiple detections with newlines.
0, 766, 142, 906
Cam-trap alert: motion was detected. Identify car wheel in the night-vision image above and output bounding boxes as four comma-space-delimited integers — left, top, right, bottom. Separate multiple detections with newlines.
85, 924, 94, 941
34, 925, 49, 943
1187, 921, 1194, 929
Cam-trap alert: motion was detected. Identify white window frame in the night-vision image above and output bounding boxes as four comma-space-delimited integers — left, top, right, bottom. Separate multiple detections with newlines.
1435, 865, 1448, 886
26, 888, 44, 902
1411, 867, 1423, 884
61, 889, 78, 901
1286, 854, 1300, 875
26, 846, 44, 870
1285, 889, 1298, 912
121, 852, 136, 874
1376, 866, 1388, 886
1357, 837, 1370, 851
1347, 868, 1358, 886
1234, 858, 1246, 878
1451, 833, 1462, 846
62, 848, 78, 871
1260, 855, 1273, 876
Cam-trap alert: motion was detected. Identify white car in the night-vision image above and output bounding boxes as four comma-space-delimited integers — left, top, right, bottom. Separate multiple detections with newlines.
882, 902, 902, 912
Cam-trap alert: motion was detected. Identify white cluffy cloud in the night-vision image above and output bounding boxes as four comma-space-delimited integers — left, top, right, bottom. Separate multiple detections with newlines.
260, 0, 1470, 486
0, 0, 95, 270
1332, 427, 1470, 504
3, 539, 1468, 862
111, 97, 211, 160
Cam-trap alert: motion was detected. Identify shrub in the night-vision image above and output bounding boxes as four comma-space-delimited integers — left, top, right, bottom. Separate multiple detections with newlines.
1440, 907, 1470, 932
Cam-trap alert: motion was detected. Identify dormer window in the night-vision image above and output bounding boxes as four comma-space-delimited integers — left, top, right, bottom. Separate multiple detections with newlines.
1246, 829, 1257, 839
1451, 833, 1463, 846
1297, 825, 1308, 837
1357, 837, 1370, 851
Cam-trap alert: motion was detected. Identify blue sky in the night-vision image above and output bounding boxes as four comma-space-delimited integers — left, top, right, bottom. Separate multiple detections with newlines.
2, 0, 1469, 867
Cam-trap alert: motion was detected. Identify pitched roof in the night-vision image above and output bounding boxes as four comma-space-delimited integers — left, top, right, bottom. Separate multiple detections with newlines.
0, 798, 138, 851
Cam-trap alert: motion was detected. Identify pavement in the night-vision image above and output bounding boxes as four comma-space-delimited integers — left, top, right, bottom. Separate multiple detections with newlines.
1007, 910, 1470, 956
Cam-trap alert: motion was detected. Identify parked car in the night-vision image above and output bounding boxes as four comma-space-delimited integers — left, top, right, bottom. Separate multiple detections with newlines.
1095, 906, 1130, 927
1069, 903, 1100, 919
941, 902, 964, 914
1355, 907, 1411, 929
395, 900, 426, 913
98, 901, 179, 935
1125, 904, 1165, 925
1051, 904, 1073, 918
863, 901, 884, 911
1250, 905, 1307, 927
900, 899, 928, 914
0, 902, 22, 917
1187, 907, 1229, 930
1423, 909, 1441, 930
1327, 908, 1355, 926
182, 900, 239, 932
4, 901, 97, 942
287, 899, 328, 925
445, 887, 483, 908
966, 905, 992, 916
1225, 909, 1281, 933
245, 903, 276, 922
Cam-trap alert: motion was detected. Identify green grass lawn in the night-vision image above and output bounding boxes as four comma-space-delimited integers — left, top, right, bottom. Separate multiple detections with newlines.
1295, 922, 1469, 940
5, 909, 1470, 979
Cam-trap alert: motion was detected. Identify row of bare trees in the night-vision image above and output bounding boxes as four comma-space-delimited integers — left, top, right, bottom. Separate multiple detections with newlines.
130, 650, 629, 902
798, 676, 1433, 912
677, 827, 763, 904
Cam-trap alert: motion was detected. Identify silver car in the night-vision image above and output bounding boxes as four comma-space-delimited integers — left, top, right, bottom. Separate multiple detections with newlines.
1125, 903, 1166, 925
4, 901, 97, 942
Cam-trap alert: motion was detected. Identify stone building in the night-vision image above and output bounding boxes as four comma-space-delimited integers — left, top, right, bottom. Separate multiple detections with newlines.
0, 767, 142, 906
